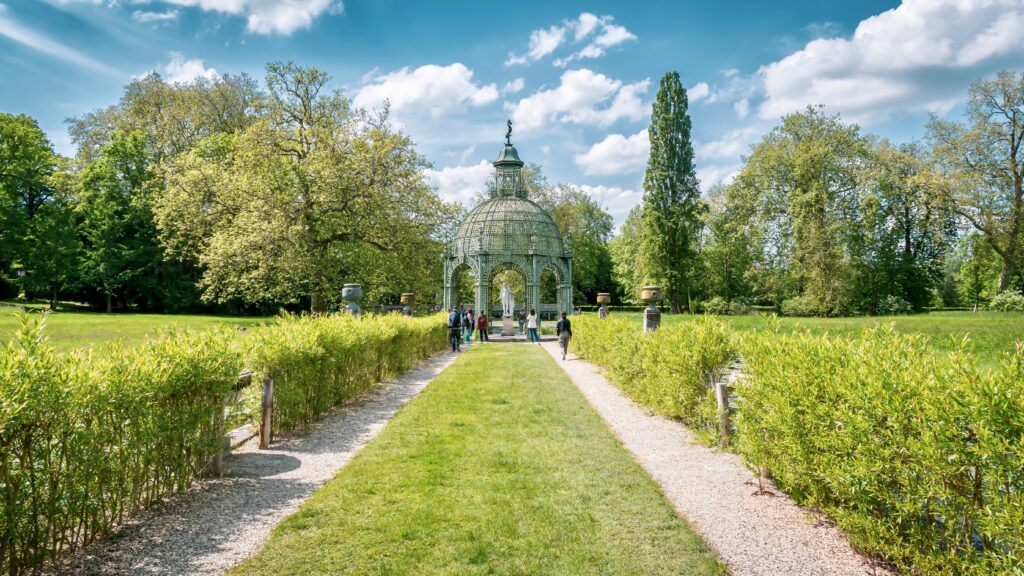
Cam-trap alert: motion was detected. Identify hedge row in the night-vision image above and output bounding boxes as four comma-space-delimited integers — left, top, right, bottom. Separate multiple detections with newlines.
570, 316, 734, 434
737, 327, 1023, 574
0, 314, 242, 575
0, 312, 447, 575
244, 313, 447, 435
570, 316, 1024, 574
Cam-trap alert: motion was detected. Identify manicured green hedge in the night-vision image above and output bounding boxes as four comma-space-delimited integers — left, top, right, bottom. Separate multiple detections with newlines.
573, 316, 1024, 573
0, 312, 447, 575
0, 314, 243, 575
571, 315, 734, 434
244, 313, 447, 435
737, 326, 1024, 574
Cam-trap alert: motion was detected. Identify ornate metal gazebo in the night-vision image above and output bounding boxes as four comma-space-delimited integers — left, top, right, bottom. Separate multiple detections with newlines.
443, 125, 573, 316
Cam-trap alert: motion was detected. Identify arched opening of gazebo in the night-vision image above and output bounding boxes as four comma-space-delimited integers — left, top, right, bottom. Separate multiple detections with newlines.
488, 264, 526, 316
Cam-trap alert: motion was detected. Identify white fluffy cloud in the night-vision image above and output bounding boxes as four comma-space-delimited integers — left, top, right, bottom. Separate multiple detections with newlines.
423, 160, 492, 206
733, 98, 749, 119
579, 184, 643, 222
554, 15, 636, 67
696, 126, 763, 161
132, 9, 180, 23
164, 0, 343, 35
689, 82, 710, 103
693, 126, 766, 190
757, 0, 1024, 124
353, 63, 498, 118
507, 12, 636, 67
574, 128, 648, 176
502, 77, 525, 95
696, 164, 741, 190
162, 52, 218, 83
508, 69, 649, 132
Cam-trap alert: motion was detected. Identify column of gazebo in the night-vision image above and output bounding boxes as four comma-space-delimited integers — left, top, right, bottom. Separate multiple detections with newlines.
528, 254, 539, 321
474, 259, 487, 316
442, 258, 451, 310
566, 255, 574, 314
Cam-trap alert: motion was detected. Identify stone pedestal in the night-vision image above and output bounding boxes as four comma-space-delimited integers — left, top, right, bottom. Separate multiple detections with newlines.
598, 306, 608, 319
643, 307, 661, 332
501, 316, 515, 336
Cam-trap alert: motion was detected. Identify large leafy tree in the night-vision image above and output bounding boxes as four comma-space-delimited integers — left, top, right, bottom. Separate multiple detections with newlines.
534, 184, 614, 304
0, 114, 57, 286
700, 184, 755, 304
854, 141, 953, 312
77, 131, 161, 312
733, 106, 869, 316
928, 70, 1024, 292
68, 72, 261, 164
14, 165, 81, 309
609, 205, 645, 304
954, 232, 1002, 309
157, 62, 449, 312
640, 71, 703, 312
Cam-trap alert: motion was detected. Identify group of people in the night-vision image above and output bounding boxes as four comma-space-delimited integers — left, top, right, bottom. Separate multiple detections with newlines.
445, 305, 572, 359
446, 306, 489, 352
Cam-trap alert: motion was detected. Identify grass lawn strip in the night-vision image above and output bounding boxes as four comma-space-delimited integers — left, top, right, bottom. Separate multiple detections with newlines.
230, 344, 724, 575
0, 306, 268, 351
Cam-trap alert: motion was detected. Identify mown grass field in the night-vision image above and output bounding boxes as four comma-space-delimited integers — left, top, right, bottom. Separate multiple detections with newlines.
609, 310, 1022, 367
0, 303, 269, 352
229, 344, 724, 576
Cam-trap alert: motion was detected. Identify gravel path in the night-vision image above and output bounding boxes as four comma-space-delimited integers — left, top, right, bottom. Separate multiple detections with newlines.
47, 351, 459, 576
541, 342, 885, 576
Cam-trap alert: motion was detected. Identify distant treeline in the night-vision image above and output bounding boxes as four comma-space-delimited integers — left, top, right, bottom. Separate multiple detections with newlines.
611, 70, 1024, 316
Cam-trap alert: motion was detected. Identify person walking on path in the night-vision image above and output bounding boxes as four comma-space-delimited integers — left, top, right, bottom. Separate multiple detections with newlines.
526, 309, 539, 344
555, 311, 572, 360
517, 307, 526, 334
476, 312, 489, 342
447, 308, 462, 352
465, 307, 475, 341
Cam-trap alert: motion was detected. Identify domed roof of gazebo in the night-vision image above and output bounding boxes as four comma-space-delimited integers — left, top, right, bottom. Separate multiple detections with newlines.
452, 195, 564, 257
451, 141, 565, 259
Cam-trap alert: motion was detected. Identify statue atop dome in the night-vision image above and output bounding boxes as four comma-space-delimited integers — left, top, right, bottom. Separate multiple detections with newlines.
505, 119, 512, 145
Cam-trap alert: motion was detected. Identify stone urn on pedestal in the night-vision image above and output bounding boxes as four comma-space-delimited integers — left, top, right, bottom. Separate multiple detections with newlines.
596, 293, 610, 319
342, 284, 363, 317
641, 285, 662, 332
400, 293, 415, 316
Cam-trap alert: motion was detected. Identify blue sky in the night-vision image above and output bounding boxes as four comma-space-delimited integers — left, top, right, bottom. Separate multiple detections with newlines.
3, 0, 1023, 225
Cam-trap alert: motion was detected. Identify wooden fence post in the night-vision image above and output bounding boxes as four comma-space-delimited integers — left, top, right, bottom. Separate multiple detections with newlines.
259, 377, 274, 449
208, 403, 224, 476
715, 381, 730, 443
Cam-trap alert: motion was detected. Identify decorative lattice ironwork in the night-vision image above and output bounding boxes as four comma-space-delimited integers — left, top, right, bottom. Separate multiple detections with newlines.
443, 124, 573, 317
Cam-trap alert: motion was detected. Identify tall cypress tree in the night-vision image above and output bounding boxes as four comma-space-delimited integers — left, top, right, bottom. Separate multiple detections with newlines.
640, 71, 702, 312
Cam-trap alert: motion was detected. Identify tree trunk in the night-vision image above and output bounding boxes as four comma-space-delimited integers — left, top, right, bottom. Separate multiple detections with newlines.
310, 292, 327, 315
998, 257, 1016, 292
106, 293, 112, 313
50, 285, 58, 312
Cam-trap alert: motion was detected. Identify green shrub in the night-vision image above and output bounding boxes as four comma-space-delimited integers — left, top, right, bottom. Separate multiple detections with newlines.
0, 311, 446, 575
702, 296, 752, 316
988, 289, 1024, 311
702, 296, 730, 315
876, 294, 914, 315
735, 326, 1024, 574
244, 313, 447, 434
0, 313, 242, 575
781, 294, 850, 317
571, 315, 734, 433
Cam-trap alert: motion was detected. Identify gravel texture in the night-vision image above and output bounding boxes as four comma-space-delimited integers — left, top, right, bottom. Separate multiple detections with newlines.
541, 342, 887, 576
47, 351, 458, 576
